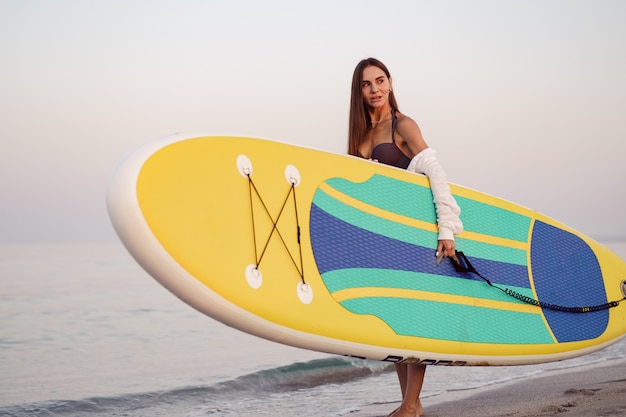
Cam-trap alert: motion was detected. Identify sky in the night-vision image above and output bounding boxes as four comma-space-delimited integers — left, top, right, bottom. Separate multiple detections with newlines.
1, 0, 625, 243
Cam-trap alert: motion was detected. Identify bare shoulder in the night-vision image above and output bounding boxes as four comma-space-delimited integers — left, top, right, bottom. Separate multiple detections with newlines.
396, 112, 420, 129
395, 112, 428, 153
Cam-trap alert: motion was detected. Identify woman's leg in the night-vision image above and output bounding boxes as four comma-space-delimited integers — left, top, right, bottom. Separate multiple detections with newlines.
395, 363, 409, 398
389, 363, 426, 417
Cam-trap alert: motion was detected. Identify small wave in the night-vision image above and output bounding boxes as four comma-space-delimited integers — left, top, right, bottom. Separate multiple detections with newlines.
216, 356, 393, 391
0, 357, 393, 416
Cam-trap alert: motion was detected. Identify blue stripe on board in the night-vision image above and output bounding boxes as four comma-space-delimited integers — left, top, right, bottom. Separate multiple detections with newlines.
310, 203, 531, 289
530, 221, 608, 342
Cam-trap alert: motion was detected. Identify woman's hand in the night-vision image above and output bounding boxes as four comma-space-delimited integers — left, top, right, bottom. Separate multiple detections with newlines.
436, 239, 457, 264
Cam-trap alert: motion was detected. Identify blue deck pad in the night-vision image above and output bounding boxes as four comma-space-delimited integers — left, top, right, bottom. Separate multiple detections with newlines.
530, 221, 608, 342
310, 203, 531, 289
309, 204, 553, 343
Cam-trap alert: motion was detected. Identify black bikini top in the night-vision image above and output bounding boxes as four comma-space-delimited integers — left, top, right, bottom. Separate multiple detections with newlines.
370, 109, 411, 169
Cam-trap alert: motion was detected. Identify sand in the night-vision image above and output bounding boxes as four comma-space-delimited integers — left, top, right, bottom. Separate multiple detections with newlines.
352, 358, 626, 417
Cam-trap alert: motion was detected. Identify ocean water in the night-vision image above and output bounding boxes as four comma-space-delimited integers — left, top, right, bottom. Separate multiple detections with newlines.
1, 241, 625, 417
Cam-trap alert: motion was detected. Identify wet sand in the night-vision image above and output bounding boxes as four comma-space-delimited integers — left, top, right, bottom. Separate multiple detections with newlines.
352, 358, 626, 417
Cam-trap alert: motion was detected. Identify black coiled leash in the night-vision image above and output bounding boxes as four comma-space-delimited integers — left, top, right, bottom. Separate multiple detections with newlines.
448, 251, 625, 313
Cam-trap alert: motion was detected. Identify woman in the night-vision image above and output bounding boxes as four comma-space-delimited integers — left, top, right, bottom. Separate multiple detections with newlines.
348, 57, 463, 417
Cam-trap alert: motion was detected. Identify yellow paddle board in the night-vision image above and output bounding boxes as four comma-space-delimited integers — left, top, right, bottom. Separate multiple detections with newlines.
107, 134, 626, 366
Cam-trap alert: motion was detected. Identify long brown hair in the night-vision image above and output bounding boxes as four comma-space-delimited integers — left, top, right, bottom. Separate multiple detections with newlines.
348, 58, 399, 156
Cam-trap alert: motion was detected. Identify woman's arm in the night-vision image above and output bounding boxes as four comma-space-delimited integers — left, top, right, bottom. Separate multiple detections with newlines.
396, 116, 463, 257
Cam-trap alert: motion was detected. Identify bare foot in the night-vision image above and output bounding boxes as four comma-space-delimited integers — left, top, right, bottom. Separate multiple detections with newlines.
387, 398, 424, 417
417, 398, 424, 416
388, 405, 417, 417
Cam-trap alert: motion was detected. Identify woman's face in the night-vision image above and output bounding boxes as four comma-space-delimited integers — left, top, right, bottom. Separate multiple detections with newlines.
361, 65, 392, 109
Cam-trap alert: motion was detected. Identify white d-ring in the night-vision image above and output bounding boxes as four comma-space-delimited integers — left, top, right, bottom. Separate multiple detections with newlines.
237, 154, 253, 177
245, 264, 262, 289
285, 164, 301, 186
296, 281, 313, 304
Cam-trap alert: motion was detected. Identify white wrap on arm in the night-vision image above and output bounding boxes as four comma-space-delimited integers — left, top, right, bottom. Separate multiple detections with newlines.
407, 148, 463, 241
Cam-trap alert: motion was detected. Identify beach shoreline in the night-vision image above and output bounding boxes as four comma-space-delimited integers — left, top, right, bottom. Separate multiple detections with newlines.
352, 357, 626, 417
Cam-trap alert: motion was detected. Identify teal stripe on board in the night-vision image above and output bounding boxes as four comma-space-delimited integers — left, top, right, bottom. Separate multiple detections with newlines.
325, 175, 532, 242
314, 188, 528, 267
313, 188, 437, 247
324, 268, 536, 302
325, 176, 437, 224
455, 237, 527, 266
341, 297, 554, 344
455, 195, 532, 242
